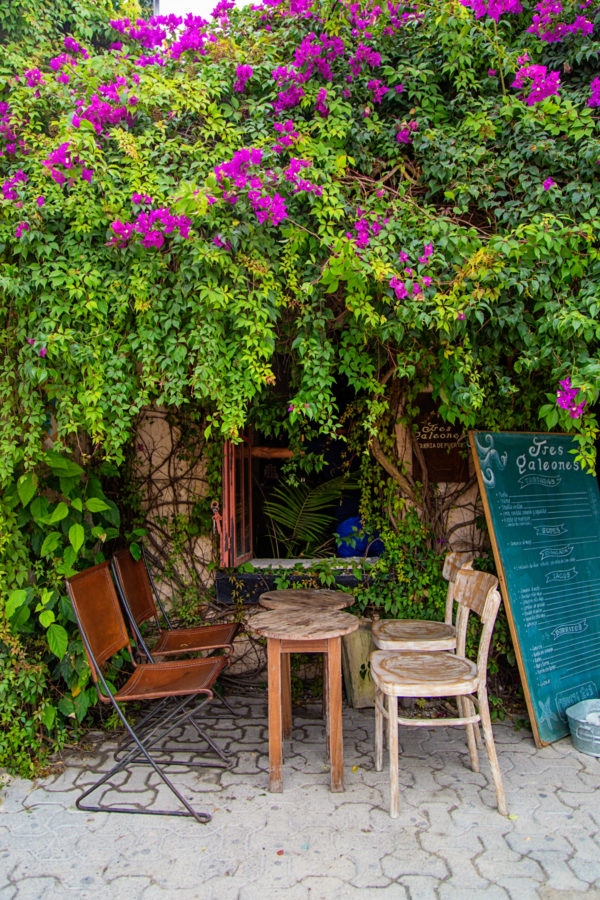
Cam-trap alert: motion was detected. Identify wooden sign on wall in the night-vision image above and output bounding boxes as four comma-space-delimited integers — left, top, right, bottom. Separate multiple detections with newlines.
412, 394, 469, 482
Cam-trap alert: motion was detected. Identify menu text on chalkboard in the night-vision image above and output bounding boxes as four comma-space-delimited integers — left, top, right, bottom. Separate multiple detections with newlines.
470, 431, 600, 747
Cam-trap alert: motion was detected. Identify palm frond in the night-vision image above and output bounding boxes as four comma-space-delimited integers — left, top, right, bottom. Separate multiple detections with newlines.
263, 475, 358, 557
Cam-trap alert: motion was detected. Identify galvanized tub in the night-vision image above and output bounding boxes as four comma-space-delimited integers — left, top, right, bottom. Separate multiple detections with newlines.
565, 698, 600, 757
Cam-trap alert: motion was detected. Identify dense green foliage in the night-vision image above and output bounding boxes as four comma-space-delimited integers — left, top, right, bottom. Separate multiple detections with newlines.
1, 0, 599, 771
2, 0, 599, 478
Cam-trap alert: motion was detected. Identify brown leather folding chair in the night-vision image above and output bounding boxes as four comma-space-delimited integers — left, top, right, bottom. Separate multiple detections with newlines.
66, 562, 229, 824
111, 547, 239, 663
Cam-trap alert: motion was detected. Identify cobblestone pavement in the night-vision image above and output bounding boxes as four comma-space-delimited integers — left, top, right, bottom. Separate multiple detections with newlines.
1, 690, 600, 899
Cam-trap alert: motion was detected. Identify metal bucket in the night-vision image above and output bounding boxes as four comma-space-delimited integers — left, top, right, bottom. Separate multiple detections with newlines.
565, 699, 600, 757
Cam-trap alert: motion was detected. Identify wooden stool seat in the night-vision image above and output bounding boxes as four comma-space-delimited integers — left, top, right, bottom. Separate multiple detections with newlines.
259, 589, 353, 611
249, 607, 358, 793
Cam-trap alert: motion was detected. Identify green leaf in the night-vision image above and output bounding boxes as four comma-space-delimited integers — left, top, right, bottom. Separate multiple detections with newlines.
69, 523, 85, 553
63, 546, 77, 569
45, 451, 84, 477
30, 496, 48, 522
11, 604, 30, 629
129, 541, 142, 561
59, 475, 80, 497
85, 497, 110, 513
48, 501, 69, 524
40, 531, 62, 557
40, 703, 57, 730
71, 497, 83, 512
17, 472, 37, 507
6, 588, 27, 619
47, 623, 68, 659
73, 690, 91, 723
39, 609, 55, 628
58, 696, 77, 719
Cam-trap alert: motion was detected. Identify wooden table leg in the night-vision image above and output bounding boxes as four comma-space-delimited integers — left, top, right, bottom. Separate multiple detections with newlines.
267, 637, 283, 792
326, 637, 344, 792
323, 649, 330, 759
281, 652, 292, 741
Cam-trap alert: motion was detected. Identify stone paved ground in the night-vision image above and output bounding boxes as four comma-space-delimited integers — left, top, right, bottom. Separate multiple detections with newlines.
1, 690, 600, 899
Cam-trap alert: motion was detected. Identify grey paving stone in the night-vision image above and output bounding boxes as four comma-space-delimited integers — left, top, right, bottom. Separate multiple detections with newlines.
2, 695, 600, 900
396, 874, 443, 899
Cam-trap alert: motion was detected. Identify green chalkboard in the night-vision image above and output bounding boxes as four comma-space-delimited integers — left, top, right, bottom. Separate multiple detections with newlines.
470, 431, 600, 747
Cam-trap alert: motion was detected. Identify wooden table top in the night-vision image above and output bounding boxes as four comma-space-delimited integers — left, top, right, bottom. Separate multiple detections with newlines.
258, 589, 353, 611
249, 608, 360, 640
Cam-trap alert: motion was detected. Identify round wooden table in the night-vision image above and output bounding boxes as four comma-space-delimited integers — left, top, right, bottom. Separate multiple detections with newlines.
258, 588, 353, 611
249, 608, 359, 793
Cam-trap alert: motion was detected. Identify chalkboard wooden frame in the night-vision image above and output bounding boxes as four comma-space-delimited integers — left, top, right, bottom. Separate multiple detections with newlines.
470, 431, 600, 748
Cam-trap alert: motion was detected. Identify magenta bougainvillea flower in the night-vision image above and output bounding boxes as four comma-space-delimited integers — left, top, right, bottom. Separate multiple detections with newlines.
511, 64, 560, 105
557, 377, 586, 418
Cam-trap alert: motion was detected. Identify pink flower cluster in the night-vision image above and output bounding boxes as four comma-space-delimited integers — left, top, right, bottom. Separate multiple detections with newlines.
511, 64, 560, 105
73, 91, 134, 135
250, 191, 288, 225
396, 120, 418, 144
292, 33, 345, 82
345, 207, 389, 249
389, 243, 436, 301
64, 36, 89, 58
273, 84, 305, 114
24, 69, 44, 88
460, 0, 522, 20
348, 42, 381, 78
527, 1, 594, 42
109, 15, 209, 63
273, 120, 299, 152
0, 103, 25, 157
212, 0, 235, 16
589, 77, 600, 108
2, 169, 27, 200
556, 377, 586, 418
215, 147, 263, 194
368, 79, 388, 104
283, 158, 322, 196
42, 142, 93, 185
110, 202, 191, 248
215, 147, 289, 225
315, 88, 329, 117
234, 64, 253, 93
49, 53, 79, 72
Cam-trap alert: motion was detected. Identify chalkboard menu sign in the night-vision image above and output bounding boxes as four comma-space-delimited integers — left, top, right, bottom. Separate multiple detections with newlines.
470, 431, 600, 747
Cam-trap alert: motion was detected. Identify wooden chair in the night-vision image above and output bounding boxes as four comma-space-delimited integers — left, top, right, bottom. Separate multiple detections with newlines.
66, 562, 229, 823
371, 550, 474, 651
111, 547, 239, 663
371, 567, 508, 817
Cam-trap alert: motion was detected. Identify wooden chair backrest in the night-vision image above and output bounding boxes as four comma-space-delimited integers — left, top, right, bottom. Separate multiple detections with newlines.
453, 568, 501, 676
442, 551, 475, 624
66, 562, 133, 679
112, 547, 157, 627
